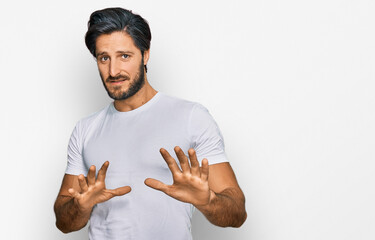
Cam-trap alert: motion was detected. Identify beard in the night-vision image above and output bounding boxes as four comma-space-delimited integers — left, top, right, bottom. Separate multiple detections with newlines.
100, 59, 145, 101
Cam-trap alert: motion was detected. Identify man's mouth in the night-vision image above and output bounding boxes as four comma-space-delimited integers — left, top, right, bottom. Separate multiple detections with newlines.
107, 75, 130, 83
108, 80, 126, 85
110, 79, 125, 82
107, 77, 129, 85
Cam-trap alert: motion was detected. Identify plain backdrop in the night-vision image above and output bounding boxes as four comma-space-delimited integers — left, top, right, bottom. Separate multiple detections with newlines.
1, 0, 374, 239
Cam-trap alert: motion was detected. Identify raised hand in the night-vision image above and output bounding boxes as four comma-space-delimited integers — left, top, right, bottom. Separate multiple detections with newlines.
68, 161, 131, 213
144, 147, 212, 207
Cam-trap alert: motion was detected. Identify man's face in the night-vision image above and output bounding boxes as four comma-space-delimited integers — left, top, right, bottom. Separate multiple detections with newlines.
95, 31, 147, 100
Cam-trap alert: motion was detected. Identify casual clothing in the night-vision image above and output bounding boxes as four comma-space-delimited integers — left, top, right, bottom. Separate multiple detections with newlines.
66, 92, 228, 240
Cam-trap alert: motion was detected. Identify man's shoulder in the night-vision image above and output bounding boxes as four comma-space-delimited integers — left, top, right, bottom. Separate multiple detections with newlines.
75, 104, 111, 129
159, 92, 204, 112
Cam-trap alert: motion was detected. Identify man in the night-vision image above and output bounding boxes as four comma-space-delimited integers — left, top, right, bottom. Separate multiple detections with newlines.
54, 7, 246, 240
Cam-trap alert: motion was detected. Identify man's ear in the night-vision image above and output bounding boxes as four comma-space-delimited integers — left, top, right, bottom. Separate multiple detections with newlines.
143, 49, 150, 65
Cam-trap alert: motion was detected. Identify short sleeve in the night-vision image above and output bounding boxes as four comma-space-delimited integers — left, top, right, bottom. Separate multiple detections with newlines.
189, 104, 228, 165
65, 121, 87, 176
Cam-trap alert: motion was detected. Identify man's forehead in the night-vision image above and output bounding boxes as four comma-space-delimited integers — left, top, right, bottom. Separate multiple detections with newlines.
95, 31, 138, 54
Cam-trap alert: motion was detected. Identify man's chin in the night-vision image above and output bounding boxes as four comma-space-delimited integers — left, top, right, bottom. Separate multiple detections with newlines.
105, 86, 126, 100
105, 89, 122, 100
109, 93, 125, 101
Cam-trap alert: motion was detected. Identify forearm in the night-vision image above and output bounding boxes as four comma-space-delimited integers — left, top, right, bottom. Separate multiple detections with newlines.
196, 187, 247, 228
54, 196, 92, 233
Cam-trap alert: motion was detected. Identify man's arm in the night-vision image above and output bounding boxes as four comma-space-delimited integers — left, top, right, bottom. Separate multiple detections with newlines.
54, 161, 131, 233
196, 162, 247, 227
54, 174, 91, 233
145, 147, 247, 228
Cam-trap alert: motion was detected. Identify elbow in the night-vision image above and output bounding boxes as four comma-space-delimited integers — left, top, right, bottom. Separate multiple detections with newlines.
54, 208, 72, 233
213, 209, 247, 228
55, 220, 72, 234
55, 219, 87, 233
232, 211, 247, 228
55, 217, 87, 233
231, 195, 247, 228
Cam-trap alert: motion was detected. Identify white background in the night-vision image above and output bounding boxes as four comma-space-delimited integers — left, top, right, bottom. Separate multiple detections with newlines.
1, 0, 374, 239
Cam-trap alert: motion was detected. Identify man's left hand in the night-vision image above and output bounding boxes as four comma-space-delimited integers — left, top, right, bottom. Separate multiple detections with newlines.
144, 146, 213, 207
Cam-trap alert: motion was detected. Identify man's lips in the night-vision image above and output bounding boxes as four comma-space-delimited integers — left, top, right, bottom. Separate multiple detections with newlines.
108, 80, 125, 85
107, 78, 128, 84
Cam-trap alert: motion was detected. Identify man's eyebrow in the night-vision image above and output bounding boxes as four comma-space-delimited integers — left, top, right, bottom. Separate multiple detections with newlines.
116, 50, 134, 55
96, 51, 107, 57
96, 51, 135, 57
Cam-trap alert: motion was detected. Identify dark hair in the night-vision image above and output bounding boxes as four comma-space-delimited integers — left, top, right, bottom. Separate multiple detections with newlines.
85, 7, 152, 71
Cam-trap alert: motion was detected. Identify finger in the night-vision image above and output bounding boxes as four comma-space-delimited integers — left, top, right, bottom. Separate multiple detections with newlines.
68, 188, 81, 199
175, 146, 190, 173
144, 178, 169, 193
188, 148, 200, 177
108, 186, 131, 196
78, 174, 88, 192
160, 148, 181, 175
97, 161, 109, 182
200, 158, 209, 181
87, 165, 96, 186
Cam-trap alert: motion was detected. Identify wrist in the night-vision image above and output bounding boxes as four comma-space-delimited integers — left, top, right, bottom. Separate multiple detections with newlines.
195, 190, 217, 210
73, 198, 93, 217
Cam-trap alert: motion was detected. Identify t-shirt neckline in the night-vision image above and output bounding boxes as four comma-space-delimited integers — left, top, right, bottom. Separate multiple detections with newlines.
109, 91, 162, 116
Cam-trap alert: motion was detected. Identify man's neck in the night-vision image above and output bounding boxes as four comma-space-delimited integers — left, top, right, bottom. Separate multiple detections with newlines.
113, 81, 157, 112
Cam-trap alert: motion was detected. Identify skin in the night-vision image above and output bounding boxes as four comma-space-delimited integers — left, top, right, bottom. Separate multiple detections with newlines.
145, 147, 247, 227
54, 31, 247, 233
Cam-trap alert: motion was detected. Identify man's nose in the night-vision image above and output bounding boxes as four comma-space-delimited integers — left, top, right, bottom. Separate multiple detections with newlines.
109, 60, 121, 77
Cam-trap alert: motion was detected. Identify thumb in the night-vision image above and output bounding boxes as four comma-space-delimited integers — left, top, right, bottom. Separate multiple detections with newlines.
144, 178, 168, 193
109, 186, 132, 196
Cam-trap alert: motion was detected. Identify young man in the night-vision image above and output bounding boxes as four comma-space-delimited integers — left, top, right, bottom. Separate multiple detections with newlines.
54, 7, 246, 240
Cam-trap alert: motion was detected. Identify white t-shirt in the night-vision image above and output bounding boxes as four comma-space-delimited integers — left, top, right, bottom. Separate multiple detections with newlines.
66, 92, 228, 240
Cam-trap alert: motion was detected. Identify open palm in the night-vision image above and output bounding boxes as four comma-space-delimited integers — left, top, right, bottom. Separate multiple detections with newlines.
68, 161, 131, 212
145, 147, 211, 207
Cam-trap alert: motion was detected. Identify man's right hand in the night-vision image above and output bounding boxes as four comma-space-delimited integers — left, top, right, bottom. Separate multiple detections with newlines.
54, 161, 131, 233
68, 161, 131, 214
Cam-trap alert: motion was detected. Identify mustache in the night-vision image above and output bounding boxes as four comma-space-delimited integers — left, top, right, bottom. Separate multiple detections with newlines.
106, 75, 130, 82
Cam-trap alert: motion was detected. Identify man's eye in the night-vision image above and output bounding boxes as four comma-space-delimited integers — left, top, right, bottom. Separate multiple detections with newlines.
100, 56, 109, 62
122, 54, 129, 59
